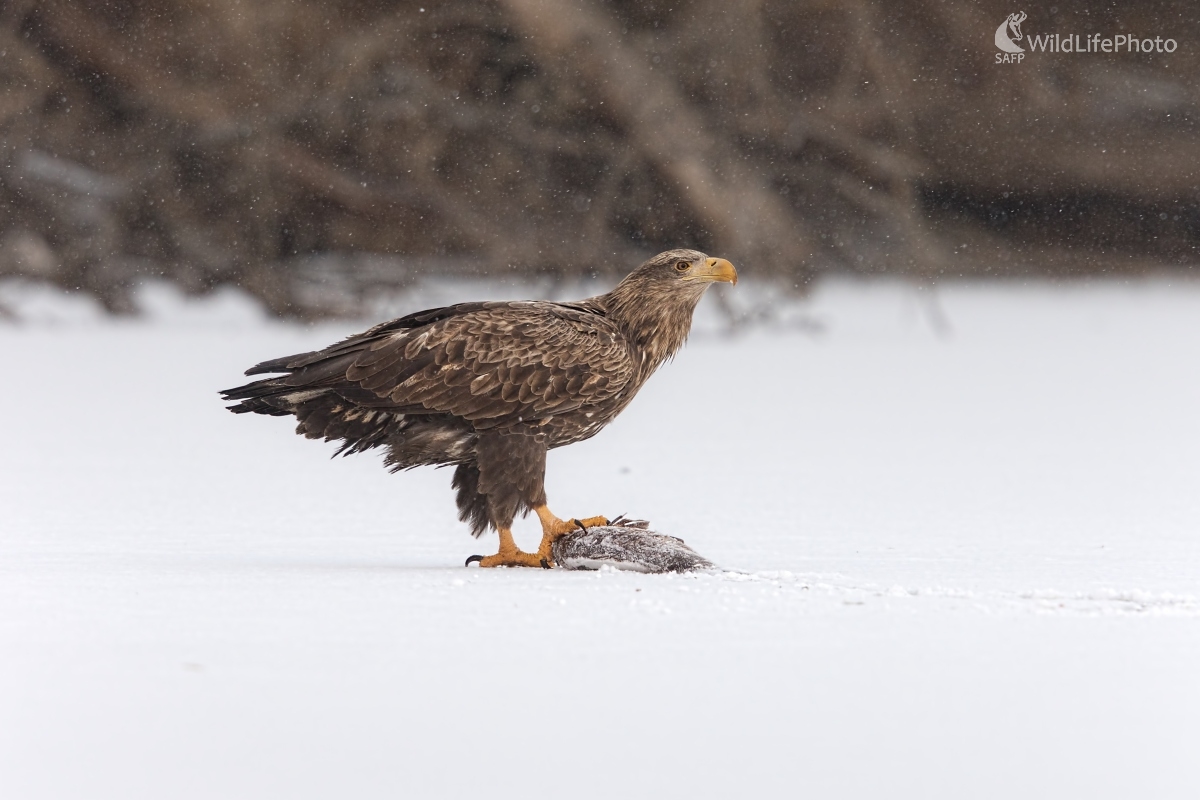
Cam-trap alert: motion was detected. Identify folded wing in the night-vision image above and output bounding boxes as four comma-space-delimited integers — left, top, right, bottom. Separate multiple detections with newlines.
222, 301, 635, 435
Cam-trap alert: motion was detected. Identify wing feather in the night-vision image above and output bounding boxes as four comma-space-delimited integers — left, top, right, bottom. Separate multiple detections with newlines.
230, 301, 636, 431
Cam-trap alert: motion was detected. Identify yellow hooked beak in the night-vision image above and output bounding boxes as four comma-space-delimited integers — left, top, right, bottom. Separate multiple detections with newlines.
698, 257, 738, 285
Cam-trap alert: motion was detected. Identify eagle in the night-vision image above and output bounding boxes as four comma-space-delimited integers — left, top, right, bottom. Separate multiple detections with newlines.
220, 249, 737, 568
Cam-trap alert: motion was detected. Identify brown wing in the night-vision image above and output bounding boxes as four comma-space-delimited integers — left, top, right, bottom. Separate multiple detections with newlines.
337, 302, 635, 428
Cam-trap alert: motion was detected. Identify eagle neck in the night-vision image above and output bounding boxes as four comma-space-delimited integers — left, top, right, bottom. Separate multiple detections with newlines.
598, 284, 701, 373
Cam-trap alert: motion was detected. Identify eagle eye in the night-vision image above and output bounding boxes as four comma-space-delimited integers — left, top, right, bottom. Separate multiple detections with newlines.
674, 261, 690, 272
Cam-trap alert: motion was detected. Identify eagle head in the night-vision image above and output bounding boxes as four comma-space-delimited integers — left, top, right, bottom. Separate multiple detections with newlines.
604, 249, 738, 366
629, 248, 738, 291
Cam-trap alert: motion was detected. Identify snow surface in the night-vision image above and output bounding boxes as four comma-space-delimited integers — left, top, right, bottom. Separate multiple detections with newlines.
1, 276, 1198, 799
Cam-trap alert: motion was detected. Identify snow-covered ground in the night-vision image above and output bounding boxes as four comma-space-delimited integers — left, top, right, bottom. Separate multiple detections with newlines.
2, 276, 1198, 799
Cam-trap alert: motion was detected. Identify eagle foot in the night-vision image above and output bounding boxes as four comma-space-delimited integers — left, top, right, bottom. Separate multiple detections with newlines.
464, 513, 612, 570
535, 513, 610, 565
541, 514, 610, 537
466, 549, 554, 569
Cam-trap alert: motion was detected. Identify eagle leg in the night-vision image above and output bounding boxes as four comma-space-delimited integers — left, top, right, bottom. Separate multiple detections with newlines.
462, 433, 608, 568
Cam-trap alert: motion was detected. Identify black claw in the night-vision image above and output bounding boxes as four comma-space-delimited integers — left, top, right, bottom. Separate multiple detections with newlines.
465, 554, 484, 567
573, 518, 588, 533
540, 558, 551, 569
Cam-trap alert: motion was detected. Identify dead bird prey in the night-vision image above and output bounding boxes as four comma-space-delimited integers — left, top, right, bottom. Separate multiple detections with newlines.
221, 249, 737, 568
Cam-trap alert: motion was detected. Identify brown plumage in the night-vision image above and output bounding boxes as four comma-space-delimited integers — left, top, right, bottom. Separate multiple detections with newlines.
220, 249, 737, 567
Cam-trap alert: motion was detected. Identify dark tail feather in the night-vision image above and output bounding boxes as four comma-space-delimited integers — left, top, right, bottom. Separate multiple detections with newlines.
220, 376, 283, 401
219, 377, 316, 415
244, 352, 316, 376
452, 463, 490, 538
226, 398, 291, 416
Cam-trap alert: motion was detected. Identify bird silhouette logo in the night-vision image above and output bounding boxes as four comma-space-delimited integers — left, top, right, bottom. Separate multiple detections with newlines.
995, 12, 1027, 53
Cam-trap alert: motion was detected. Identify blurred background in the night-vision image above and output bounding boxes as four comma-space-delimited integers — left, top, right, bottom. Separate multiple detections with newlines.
0, 0, 1196, 318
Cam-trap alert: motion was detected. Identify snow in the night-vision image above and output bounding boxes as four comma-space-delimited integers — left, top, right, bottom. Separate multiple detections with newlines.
2, 277, 1199, 799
